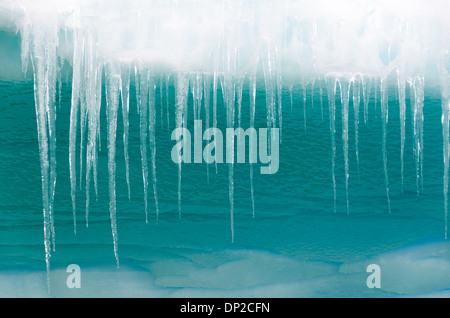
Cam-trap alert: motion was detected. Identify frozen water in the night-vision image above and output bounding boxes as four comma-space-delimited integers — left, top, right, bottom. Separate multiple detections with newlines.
0, 0, 449, 297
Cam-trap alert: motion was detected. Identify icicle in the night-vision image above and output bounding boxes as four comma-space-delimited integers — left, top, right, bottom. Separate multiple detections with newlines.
411, 76, 424, 195
204, 73, 211, 183
79, 43, 87, 191
352, 76, 360, 172
374, 78, 378, 119
397, 73, 406, 194
93, 62, 103, 201
380, 78, 391, 213
203, 80, 211, 127
121, 64, 131, 200
236, 75, 244, 128
302, 81, 307, 131
47, 56, 57, 253
275, 48, 283, 143
439, 55, 450, 239
69, 28, 83, 234
261, 43, 277, 141
213, 70, 218, 174
175, 72, 189, 217
165, 74, 170, 133
160, 74, 164, 126
148, 73, 159, 219
20, 22, 31, 77
221, 72, 236, 243
412, 76, 425, 195
442, 93, 450, 239
105, 60, 121, 267
319, 81, 324, 122
338, 78, 351, 214
192, 72, 203, 121
135, 65, 150, 223
85, 34, 103, 227
29, 17, 58, 287
362, 76, 371, 124
326, 76, 337, 213
249, 73, 256, 217
289, 84, 294, 113
56, 57, 62, 109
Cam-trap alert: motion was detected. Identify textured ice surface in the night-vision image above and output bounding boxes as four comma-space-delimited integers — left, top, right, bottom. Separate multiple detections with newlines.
1, 241, 449, 297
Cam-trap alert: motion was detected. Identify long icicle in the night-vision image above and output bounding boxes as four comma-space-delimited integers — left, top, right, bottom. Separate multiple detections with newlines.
135, 65, 150, 223
249, 73, 256, 217
439, 56, 450, 239
121, 63, 131, 200
339, 77, 351, 214
319, 80, 324, 122
302, 81, 307, 131
326, 76, 337, 213
105, 60, 121, 268
412, 76, 425, 195
362, 76, 371, 124
69, 28, 82, 234
204, 73, 211, 183
289, 84, 294, 113
148, 72, 159, 220
79, 37, 87, 192
213, 70, 218, 174
175, 72, 189, 217
85, 35, 102, 227
236, 75, 244, 129
397, 72, 406, 194
93, 61, 103, 202
222, 72, 236, 243
380, 77, 391, 213
43, 28, 58, 255
352, 76, 361, 174
166, 74, 171, 134
29, 16, 58, 290
275, 47, 283, 143
160, 74, 164, 127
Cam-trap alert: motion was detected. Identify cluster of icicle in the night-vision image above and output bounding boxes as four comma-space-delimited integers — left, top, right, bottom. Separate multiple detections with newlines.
9, 0, 450, 280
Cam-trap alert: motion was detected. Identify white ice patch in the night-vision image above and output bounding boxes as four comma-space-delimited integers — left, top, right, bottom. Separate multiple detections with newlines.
0, 241, 449, 297
341, 240, 450, 296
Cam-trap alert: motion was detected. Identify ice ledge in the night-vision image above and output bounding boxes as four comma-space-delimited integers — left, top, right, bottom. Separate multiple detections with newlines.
0, 0, 448, 79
